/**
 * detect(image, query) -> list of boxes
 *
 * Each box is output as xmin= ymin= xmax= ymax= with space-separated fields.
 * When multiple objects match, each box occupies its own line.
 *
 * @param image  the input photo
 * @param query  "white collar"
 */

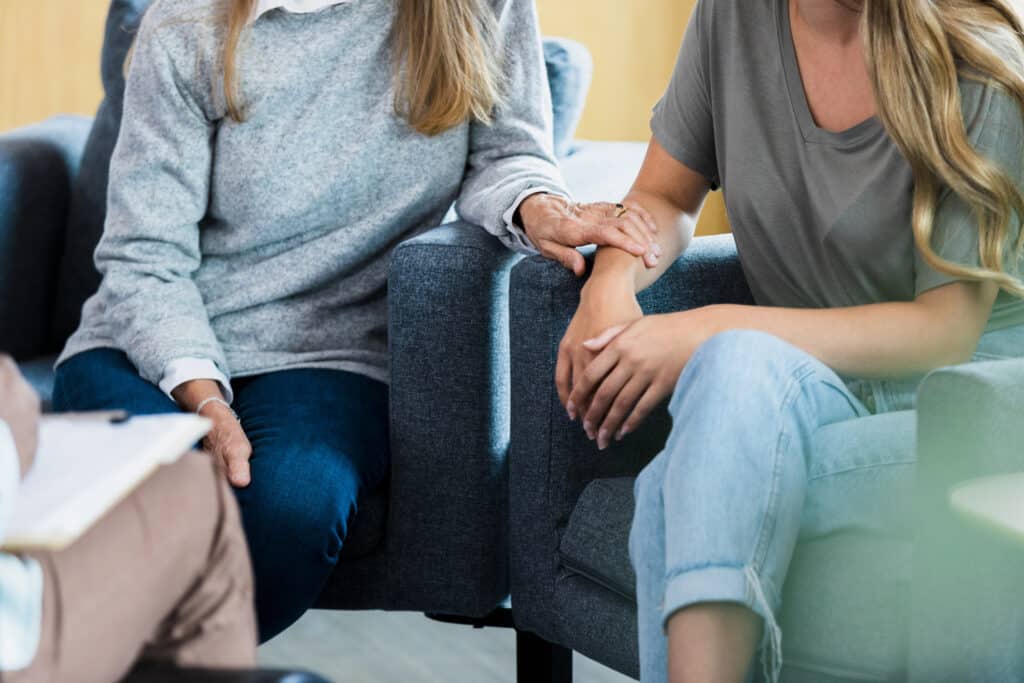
xmin=249 ymin=0 xmax=350 ymax=24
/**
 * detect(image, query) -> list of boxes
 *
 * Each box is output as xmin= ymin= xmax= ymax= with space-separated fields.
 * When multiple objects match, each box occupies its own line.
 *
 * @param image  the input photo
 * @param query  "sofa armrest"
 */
xmin=910 ymin=357 xmax=1024 ymax=681
xmin=508 ymin=234 xmax=752 ymax=636
xmin=0 ymin=115 xmax=92 ymax=358
xmin=383 ymin=221 xmax=521 ymax=617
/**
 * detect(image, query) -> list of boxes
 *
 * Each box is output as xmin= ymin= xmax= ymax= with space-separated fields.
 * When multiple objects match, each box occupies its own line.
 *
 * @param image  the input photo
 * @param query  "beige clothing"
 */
xmin=6 ymin=452 xmax=256 ymax=683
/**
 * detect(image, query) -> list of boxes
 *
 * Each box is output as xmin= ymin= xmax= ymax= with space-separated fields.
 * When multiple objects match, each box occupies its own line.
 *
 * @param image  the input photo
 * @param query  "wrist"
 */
xmin=516 ymin=192 xmax=565 ymax=231
xmin=583 ymin=268 xmax=640 ymax=302
xmin=172 ymin=378 xmax=226 ymax=413
xmin=197 ymin=397 xmax=239 ymax=423
xmin=586 ymin=249 xmax=644 ymax=296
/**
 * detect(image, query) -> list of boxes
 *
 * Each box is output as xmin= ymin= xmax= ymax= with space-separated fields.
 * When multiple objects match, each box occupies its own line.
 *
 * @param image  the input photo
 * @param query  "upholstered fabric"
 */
xmin=911 ymin=358 xmax=1024 ymax=681
xmin=0 ymin=117 xmax=91 ymax=359
xmin=544 ymin=38 xmax=592 ymax=158
xmin=54 ymin=0 xmax=150 ymax=344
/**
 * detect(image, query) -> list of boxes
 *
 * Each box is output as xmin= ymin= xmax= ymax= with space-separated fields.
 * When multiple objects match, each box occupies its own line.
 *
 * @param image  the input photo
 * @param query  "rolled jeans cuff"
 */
xmin=662 ymin=563 xmax=784 ymax=683
xmin=662 ymin=564 xmax=756 ymax=628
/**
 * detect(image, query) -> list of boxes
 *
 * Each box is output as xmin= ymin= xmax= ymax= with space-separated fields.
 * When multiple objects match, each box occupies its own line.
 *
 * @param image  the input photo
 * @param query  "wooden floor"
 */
xmin=259 ymin=609 xmax=633 ymax=683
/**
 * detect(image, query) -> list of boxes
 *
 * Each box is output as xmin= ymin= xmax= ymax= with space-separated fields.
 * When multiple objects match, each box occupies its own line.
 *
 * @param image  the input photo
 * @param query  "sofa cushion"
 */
xmin=53 ymin=0 xmax=152 ymax=345
xmin=559 ymin=476 xmax=636 ymax=600
xmin=544 ymin=38 xmax=592 ymax=158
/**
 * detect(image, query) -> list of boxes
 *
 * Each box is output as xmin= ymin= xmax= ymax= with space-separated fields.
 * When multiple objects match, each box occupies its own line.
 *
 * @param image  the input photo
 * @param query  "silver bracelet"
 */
xmin=195 ymin=396 xmax=239 ymax=420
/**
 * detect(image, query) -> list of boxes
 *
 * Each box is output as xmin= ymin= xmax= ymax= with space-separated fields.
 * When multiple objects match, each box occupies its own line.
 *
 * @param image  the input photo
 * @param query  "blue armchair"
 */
xmin=506 ymin=235 xmax=1024 ymax=682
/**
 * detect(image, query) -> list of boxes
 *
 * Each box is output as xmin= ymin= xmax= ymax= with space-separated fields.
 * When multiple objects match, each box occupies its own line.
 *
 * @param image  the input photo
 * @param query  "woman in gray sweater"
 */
xmin=51 ymin=0 xmax=658 ymax=641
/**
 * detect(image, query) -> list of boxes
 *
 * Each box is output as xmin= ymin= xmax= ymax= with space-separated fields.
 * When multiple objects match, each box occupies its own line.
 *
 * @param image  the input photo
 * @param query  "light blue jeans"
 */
xmin=629 ymin=325 xmax=1024 ymax=683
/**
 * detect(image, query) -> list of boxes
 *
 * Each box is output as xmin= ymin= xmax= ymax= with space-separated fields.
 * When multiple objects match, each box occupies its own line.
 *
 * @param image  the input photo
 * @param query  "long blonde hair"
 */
xmin=863 ymin=0 xmax=1024 ymax=296
xmin=219 ymin=0 xmax=501 ymax=135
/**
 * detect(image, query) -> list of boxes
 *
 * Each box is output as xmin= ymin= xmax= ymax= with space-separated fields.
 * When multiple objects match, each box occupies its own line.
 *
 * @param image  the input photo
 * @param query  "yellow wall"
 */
xmin=1 ymin=0 xmax=727 ymax=233
xmin=0 ymin=1 xmax=108 ymax=132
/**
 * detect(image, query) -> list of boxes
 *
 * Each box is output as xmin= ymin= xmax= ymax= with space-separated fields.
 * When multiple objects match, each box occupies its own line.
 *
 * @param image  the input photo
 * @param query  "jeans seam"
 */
xmin=807 ymin=458 xmax=916 ymax=482
xmin=751 ymin=362 xmax=816 ymax=572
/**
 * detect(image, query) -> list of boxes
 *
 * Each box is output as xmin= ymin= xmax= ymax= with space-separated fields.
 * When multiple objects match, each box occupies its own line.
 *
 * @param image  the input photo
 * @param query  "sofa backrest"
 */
xmin=52 ymin=0 xmax=151 ymax=347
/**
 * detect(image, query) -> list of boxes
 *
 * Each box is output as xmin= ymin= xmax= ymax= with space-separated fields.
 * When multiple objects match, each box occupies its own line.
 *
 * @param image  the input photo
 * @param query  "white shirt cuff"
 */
xmin=502 ymin=186 xmax=571 ymax=252
xmin=0 ymin=420 xmax=20 ymax=541
xmin=159 ymin=358 xmax=234 ymax=405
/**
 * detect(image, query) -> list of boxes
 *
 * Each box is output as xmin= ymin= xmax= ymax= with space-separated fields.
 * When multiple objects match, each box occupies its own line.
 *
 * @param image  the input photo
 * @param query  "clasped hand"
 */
xmin=557 ymin=288 xmax=719 ymax=450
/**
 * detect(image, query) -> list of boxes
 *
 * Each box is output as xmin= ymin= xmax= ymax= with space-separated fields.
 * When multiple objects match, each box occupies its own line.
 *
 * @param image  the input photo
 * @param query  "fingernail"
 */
xmin=567 ymin=401 xmax=576 ymax=420
xmin=583 ymin=420 xmax=593 ymax=434
xmin=653 ymin=243 xmax=663 ymax=256
xmin=598 ymin=429 xmax=609 ymax=449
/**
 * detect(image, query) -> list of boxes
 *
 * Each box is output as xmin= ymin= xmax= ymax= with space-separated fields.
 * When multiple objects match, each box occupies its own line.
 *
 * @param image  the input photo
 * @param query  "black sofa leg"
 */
xmin=516 ymin=629 xmax=572 ymax=683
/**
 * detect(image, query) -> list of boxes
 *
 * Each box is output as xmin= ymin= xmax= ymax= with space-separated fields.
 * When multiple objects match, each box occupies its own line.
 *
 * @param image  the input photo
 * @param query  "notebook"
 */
xmin=2 ymin=413 xmax=212 ymax=552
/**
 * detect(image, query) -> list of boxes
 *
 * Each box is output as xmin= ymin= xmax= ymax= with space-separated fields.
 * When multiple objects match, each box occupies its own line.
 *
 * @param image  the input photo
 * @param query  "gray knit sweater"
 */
xmin=59 ymin=0 xmax=566 ymax=385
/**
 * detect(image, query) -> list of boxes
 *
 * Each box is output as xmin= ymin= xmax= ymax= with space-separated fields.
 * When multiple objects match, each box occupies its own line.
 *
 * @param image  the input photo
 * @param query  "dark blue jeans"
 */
xmin=52 ymin=349 xmax=390 ymax=642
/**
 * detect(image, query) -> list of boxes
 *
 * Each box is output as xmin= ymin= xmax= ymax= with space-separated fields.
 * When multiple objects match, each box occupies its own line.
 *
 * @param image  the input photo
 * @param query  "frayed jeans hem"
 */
xmin=661 ymin=563 xmax=784 ymax=683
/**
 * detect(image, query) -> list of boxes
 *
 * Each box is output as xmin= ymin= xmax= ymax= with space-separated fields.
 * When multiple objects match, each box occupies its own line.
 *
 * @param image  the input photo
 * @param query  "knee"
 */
xmin=670 ymin=330 xmax=809 ymax=413
xmin=237 ymin=474 xmax=357 ymax=566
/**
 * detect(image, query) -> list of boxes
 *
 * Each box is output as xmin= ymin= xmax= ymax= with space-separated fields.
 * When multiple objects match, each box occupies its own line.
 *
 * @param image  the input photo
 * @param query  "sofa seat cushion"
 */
xmin=559 ymin=476 xmax=637 ymax=600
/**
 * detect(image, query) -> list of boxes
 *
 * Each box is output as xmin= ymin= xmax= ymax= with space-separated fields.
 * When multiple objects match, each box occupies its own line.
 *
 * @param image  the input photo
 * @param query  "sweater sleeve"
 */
xmin=454 ymin=0 xmax=571 ymax=253
xmin=91 ymin=15 xmax=228 ymax=386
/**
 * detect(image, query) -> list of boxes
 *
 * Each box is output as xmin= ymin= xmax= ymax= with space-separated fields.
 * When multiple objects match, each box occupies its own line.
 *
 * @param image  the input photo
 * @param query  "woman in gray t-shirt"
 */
xmin=556 ymin=0 xmax=1024 ymax=680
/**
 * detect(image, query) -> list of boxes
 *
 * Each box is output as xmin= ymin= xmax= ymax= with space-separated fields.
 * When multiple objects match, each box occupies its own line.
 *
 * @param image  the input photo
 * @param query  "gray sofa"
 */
xmin=507 ymin=236 xmax=1024 ymax=682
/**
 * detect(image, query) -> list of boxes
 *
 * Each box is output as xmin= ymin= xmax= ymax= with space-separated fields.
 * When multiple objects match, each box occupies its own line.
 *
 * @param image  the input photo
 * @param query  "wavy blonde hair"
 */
xmin=863 ymin=0 xmax=1024 ymax=296
xmin=217 ymin=0 xmax=501 ymax=135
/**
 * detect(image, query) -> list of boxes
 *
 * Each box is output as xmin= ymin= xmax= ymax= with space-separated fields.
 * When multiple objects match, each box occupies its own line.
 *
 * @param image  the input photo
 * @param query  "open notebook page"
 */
xmin=3 ymin=414 xmax=211 ymax=551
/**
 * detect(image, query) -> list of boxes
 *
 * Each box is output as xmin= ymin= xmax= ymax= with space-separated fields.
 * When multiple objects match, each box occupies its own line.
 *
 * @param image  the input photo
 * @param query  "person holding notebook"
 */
xmin=0 ymin=356 xmax=257 ymax=683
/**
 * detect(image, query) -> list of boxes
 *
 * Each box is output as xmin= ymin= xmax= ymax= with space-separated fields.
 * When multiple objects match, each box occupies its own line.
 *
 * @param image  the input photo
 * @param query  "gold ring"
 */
xmin=614 ymin=204 xmax=628 ymax=218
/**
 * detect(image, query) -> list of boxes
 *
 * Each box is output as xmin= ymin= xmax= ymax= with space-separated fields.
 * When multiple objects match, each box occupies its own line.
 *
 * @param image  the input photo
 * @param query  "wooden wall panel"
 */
xmin=0 ymin=0 xmax=728 ymax=233
xmin=0 ymin=1 xmax=108 ymax=131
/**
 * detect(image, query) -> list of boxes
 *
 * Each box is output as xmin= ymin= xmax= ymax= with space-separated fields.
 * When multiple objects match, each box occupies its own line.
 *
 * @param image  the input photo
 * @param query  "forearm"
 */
xmin=588 ymin=188 xmax=699 ymax=294
xmin=706 ymin=296 xmax=987 ymax=378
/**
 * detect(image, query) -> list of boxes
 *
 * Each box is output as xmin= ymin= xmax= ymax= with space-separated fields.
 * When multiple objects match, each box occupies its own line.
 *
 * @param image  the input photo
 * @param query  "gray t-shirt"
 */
xmin=652 ymin=0 xmax=1024 ymax=331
